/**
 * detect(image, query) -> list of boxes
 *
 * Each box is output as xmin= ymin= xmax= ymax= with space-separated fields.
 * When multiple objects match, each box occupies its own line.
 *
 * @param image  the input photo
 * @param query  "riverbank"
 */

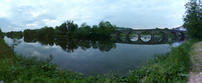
xmin=0 ymin=38 xmax=197 ymax=83
xmin=189 ymin=42 xmax=202 ymax=83
xmin=0 ymin=39 xmax=106 ymax=83
xmin=128 ymin=40 xmax=197 ymax=83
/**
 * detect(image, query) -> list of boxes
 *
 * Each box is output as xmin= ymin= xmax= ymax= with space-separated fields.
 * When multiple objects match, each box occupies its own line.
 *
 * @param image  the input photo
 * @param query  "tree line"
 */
xmin=23 ymin=21 xmax=116 ymax=41
xmin=6 ymin=31 xmax=23 ymax=39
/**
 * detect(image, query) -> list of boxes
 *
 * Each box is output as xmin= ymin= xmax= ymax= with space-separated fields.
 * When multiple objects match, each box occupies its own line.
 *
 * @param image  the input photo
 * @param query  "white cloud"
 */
xmin=0 ymin=0 xmax=189 ymax=32
xmin=42 ymin=19 xmax=61 ymax=26
xmin=0 ymin=0 xmax=11 ymax=18
xmin=26 ymin=22 xmax=39 ymax=27
xmin=31 ymin=12 xmax=41 ymax=17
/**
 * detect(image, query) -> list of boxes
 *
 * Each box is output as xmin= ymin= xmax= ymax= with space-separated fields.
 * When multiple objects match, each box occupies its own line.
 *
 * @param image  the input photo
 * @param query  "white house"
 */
xmin=173 ymin=26 xmax=187 ymax=32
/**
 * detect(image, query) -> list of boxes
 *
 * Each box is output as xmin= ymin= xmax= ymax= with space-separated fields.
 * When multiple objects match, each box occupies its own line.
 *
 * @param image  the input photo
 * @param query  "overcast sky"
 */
xmin=0 ymin=0 xmax=188 ymax=32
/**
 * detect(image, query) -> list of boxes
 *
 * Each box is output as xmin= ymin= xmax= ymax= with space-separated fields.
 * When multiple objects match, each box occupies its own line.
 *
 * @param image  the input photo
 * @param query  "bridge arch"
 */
xmin=119 ymin=32 xmax=128 ymax=39
xmin=128 ymin=32 xmax=139 ymax=42
xmin=152 ymin=31 xmax=165 ymax=42
xmin=176 ymin=31 xmax=185 ymax=40
xmin=114 ymin=29 xmax=186 ymax=44
xmin=168 ymin=31 xmax=178 ymax=41
xmin=140 ymin=31 xmax=152 ymax=42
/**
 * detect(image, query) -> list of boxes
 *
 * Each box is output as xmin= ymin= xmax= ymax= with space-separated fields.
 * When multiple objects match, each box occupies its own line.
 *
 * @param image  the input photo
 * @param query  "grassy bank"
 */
xmin=128 ymin=40 xmax=197 ymax=83
xmin=0 ymin=38 xmax=197 ymax=83
xmin=0 ymin=39 xmax=111 ymax=83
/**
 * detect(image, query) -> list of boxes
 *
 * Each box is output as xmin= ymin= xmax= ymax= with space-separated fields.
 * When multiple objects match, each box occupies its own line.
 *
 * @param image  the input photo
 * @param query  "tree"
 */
xmin=37 ymin=26 xmax=55 ymax=39
xmin=6 ymin=31 xmax=23 ymax=39
xmin=55 ymin=21 xmax=78 ymax=37
xmin=36 ymin=26 xmax=55 ymax=45
xmin=66 ymin=21 xmax=78 ymax=33
xmin=24 ymin=29 xmax=38 ymax=42
xmin=184 ymin=0 xmax=202 ymax=39
xmin=75 ymin=23 xmax=91 ymax=38
xmin=0 ymin=28 xmax=4 ymax=38
xmin=58 ymin=22 xmax=68 ymax=32
xmin=164 ymin=28 xmax=169 ymax=30
xmin=90 ymin=25 xmax=99 ymax=38
xmin=97 ymin=21 xmax=116 ymax=38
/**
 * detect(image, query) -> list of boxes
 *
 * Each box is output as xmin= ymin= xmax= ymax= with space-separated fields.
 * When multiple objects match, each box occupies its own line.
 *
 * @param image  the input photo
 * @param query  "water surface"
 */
xmin=4 ymin=37 xmax=178 ymax=75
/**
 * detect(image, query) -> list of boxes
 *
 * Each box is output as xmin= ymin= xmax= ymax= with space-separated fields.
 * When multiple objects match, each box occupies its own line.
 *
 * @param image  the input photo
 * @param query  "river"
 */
xmin=4 ymin=37 xmax=183 ymax=75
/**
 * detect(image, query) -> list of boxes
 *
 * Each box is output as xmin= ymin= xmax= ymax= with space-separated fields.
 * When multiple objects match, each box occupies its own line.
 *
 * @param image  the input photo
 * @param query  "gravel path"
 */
xmin=0 ymin=81 xmax=4 ymax=83
xmin=188 ymin=42 xmax=202 ymax=83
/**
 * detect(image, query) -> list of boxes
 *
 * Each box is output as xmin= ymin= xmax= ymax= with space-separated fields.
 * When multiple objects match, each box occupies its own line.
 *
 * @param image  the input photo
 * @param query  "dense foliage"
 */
xmin=6 ymin=31 xmax=23 ymax=39
xmin=184 ymin=0 xmax=202 ymax=39
xmin=22 ymin=21 xmax=116 ymax=41
xmin=0 ymin=28 xmax=3 ymax=38
xmin=23 ymin=26 xmax=55 ymax=45
xmin=55 ymin=21 xmax=116 ymax=39
xmin=55 ymin=21 xmax=78 ymax=37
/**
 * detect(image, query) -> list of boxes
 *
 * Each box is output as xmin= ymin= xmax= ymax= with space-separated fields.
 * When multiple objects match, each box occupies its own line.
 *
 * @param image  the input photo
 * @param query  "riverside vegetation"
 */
xmin=0 ymin=0 xmax=201 ymax=82
xmin=0 ymin=28 xmax=198 ymax=82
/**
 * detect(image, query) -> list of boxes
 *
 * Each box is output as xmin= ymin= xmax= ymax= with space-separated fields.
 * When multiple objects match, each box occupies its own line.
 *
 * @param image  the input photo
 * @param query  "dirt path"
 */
xmin=0 ymin=81 xmax=4 ymax=83
xmin=188 ymin=42 xmax=202 ymax=83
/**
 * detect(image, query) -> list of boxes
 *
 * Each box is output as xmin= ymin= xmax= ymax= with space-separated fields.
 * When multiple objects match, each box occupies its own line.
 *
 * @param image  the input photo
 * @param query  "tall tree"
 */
xmin=97 ymin=21 xmax=116 ymax=37
xmin=55 ymin=21 xmax=78 ymax=37
xmin=66 ymin=21 xmax=78 ymax=33
xmin=76 ymin=23 xmax=91 ymax=38
xmin=184 ymin=0 xmax=202 ymax=39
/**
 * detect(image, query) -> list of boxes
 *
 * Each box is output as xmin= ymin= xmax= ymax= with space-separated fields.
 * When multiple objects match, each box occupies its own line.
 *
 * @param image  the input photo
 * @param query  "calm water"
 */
xmin=4 ymin=37 xmax=182 ymax=75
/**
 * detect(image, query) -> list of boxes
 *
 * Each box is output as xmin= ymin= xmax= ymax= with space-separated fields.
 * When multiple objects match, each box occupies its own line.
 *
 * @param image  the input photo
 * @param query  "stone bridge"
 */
xmin=111 ymin=29 xmax=186 ymax=44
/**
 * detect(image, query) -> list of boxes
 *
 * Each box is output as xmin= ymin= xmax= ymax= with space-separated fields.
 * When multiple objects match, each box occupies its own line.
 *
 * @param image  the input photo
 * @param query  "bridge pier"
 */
xmin=150 ymin=33 xmax=154 ymax=42
xmin=137 ymin=33 xmax=141 ymax=42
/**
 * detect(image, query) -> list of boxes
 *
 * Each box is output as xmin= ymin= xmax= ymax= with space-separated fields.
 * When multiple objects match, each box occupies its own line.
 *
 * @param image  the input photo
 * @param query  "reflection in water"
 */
xmin=24 ymin=35 xmax=117 ymax=53
xmin=55 ymin=38 xmax=117 ymax=52
xmin=140 ymin=35 xmax=152 ymax=42
xmin=129 ymin=33 xmax=138 ymax=42
xmin=130 ymin=37 xmax=138 ymax=41
xmin=4 ymin=36 xmax=182 ymax=75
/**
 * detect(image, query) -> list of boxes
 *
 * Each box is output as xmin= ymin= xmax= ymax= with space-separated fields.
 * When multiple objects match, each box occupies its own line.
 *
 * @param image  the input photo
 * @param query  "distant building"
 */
xmin=173 ymin=26 xmax=186 ymax=32
xmin=116 ymin=27 xmax=133 ymax=31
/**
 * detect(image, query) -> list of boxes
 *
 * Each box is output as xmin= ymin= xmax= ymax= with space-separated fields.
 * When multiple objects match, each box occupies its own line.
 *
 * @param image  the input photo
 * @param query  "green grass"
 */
xmin=0 ymin=39 xmax=115 ymax=83
xmin=127 ymin=40 xmax=198 ymax=83
xmin=0 ymin=38 xmax=197 ymax=83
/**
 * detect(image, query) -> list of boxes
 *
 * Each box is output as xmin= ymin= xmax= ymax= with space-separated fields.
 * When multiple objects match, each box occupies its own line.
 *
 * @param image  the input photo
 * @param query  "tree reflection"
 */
xmin=23 ymin=35 xmax=116 ymax=53
xmin=97 ymin=40 xmax=116 ymax=52
xmin=55 ymin=38 xmax=79 ymax=52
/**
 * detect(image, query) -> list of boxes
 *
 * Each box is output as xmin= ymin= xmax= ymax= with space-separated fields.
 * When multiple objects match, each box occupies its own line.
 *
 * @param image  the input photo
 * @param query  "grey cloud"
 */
xmin=0 ymin=0 xmax=188 ymax=32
